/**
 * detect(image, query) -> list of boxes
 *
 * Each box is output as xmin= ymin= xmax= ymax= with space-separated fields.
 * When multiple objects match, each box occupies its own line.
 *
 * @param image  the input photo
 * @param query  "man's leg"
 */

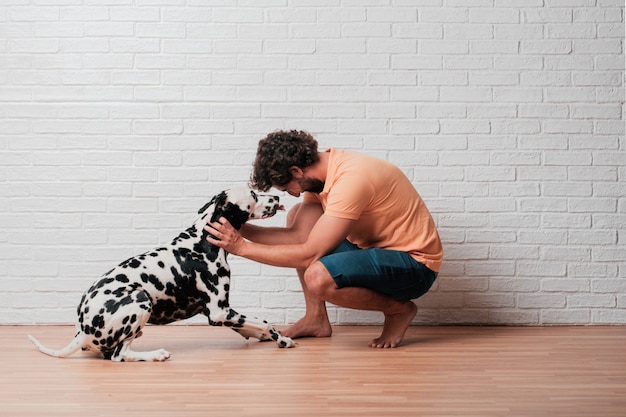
xmin=282 ymin=267 xmax=333 ymax=339
xmin=281 ymin=203 xmax=332 ymax=339
xmin=304 ymin=261 xmax=417 ymax=348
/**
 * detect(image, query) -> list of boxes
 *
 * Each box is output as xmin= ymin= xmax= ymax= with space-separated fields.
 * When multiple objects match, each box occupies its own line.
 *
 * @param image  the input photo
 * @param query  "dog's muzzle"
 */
xmin=262 ymin=202 xmax=285 ymax=219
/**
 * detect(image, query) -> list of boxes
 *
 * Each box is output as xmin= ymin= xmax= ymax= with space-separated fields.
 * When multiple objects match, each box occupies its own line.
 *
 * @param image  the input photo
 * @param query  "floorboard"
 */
xmin=2 ymin=325 xmax=625 ymax=417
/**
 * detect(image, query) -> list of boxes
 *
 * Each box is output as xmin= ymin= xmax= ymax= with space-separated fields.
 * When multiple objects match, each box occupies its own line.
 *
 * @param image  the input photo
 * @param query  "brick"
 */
xmin=445 ymin=24 xmax=494 ymax=40
xmin=488 ymin=310 xmax=540 ymax=325
xmin=521 ymin=40 xmax=572 ymax=55
xmin=543 ymin=182 xmax=592 ymax=197
xmin=541 ymin=309 xmax=590 ymax=325
xmin=441 ymin=87 xmax=493 ymax=102
xmin=493 ymin=87 xmax=543 ymax=103
xmin=518 ymin=294 xmax=566 ymax=309
xmin=421 ymin=40 xmax=469 ymax=55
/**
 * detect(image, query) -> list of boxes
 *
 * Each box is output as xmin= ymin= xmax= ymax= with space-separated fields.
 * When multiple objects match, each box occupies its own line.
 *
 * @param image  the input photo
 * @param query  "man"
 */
xmin=205 ymin=130 xmax=443 ymax=348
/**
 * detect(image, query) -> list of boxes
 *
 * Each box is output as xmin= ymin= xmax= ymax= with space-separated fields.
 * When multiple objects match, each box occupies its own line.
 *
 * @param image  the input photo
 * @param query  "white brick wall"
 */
xmin=0 ymin=1 xmax=624 ymax=326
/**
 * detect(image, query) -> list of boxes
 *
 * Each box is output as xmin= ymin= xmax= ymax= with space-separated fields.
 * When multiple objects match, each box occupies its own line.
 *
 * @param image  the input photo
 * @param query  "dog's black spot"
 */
xmin=216 ymin=265 xmax=229 ymax=278
xmin=91 ymin=277 xmax=115 ymax=291
xmin=141 ymin=273 xmax=164 ymax=291
xmin=112 ymin=286 xmax=126 ymax=298
xmin=104 ymin=295 xmax=133 ymax=315
xmin=119 ymin=257 xmax=142 ymax=269
xmin=91 ymin=314 xmax=105 ymax=329
xmin=113 ymin=343 xmax=124 ymax=356
xmin=136 ymin=291 xmax=150 ymax=304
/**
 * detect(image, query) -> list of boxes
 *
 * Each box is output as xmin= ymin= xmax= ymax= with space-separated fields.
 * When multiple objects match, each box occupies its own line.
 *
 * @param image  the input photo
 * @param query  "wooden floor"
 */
xmin=1 ymin=325 xmax=625 ymax=417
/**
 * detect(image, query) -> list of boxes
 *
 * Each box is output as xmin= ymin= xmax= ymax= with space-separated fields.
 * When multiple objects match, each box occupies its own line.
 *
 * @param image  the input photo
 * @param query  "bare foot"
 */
xmin=281 ymin=316 xmax=332 ymax=339
xmin=369 ymin=302 xmax=417 ymax=348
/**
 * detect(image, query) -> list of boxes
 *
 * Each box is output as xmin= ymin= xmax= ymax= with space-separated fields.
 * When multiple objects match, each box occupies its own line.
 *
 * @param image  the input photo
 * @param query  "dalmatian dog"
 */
xmin=28 ymin=186 xmax=296 ymax=362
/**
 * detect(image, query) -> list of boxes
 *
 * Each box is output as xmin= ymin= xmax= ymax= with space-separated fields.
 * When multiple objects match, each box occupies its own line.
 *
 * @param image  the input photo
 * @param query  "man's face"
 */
xmin=297 ymin=176 xmax=324 ymax=194
xmin=276 ymin=175 xmax=324 ymax=197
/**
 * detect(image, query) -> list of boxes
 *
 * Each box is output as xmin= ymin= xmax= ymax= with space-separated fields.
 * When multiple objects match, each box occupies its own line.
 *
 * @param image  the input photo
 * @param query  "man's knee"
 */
xmin=303 ymin=261 xmax=336 ymax=299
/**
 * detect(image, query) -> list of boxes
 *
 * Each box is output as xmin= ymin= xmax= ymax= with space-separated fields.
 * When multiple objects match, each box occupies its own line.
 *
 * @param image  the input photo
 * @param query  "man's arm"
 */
xmin=205 ymin=213 xmax=354 ymax=270
xmin=240 ymin=201 xmax=323 ymax=245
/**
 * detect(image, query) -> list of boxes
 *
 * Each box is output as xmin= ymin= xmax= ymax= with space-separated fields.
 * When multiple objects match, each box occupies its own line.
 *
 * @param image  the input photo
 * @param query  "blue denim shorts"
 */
xmin=318 ymin=240 xmax=437 ymax=301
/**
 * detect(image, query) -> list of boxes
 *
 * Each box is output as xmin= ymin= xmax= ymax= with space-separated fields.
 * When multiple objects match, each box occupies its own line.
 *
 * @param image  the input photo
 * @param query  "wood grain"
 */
xmin=2 ymin=325 xmax=625 ymax=417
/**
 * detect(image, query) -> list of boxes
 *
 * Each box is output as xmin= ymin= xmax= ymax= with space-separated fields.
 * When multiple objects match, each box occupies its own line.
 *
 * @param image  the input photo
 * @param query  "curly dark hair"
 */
xmin=250 ymin=130 xmax=320 ymax=192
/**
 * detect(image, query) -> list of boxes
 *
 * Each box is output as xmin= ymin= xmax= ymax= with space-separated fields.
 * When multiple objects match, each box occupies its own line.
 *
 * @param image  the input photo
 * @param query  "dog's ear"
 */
xmin=197 ymin=191 xmax=228 ymax=259
xmin=209 ymin=191 xmax=228 ymax=223
xmin=219 ymin=202 xmax=250 ymax=230
xmin=198 ymin=191 xmax=226 ymax=215
xmin=199 ymin=191 xmax=228 ymax=221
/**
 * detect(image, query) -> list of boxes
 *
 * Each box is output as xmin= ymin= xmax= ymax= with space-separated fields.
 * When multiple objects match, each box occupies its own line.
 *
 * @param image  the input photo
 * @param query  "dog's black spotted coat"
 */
xmin=29 ymin=187 xmax=295 ymax=362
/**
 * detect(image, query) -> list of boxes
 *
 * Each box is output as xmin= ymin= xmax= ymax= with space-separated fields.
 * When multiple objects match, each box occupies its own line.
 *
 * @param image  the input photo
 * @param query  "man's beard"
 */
xmin=298 ymin=177 xmax=325 ymax=194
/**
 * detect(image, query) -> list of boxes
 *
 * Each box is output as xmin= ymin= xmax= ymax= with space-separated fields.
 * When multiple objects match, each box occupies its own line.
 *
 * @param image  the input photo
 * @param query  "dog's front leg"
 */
xmin=206 ymin=307 xmax=295 ymax=348
xmin=232 ymin=327 xmax=272 ymax=341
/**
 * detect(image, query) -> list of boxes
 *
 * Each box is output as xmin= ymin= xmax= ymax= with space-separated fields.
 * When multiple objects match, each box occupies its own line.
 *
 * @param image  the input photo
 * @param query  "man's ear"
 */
xmin=290 ymin=166 xmax=303 ymax=178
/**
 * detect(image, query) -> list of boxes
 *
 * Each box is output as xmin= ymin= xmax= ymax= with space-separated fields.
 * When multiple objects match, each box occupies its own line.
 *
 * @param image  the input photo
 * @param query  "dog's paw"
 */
xmin=277 ymin=335 xmax=296 ymax=348
xmin=153 ymin=349 xmax=171 ymax=361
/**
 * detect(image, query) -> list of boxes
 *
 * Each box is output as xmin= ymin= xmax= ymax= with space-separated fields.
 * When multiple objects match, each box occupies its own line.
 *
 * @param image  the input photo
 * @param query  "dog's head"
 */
xmin=199 ymin=186 xmax=284 ymax=230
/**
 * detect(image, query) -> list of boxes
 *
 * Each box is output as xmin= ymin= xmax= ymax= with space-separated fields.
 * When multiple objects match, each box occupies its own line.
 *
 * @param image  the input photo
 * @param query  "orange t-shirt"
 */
xmin=304 ymin=149 xmax=443 ymax=272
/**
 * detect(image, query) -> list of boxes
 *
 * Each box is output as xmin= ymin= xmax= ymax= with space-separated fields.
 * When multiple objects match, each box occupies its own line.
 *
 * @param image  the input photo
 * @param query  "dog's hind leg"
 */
xmin=110 ymin=340 xmax=171 ymax=362
xmin=103 ymin=290 xmax=171 ymax=362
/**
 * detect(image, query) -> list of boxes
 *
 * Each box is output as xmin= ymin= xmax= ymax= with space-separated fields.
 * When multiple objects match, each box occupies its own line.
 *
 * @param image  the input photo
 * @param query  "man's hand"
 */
xmin=204 ymin=217 xmax=245 ymax=255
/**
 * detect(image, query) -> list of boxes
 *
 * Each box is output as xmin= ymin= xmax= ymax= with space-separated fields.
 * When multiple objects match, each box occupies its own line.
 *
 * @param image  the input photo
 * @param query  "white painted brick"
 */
xmin=592 ymin=309 xmax=626 ymax=325
xmin=488 ymin=310 xmax=540 ymax=325
xmin=420 ymin=40 xmax=469 ymax=55
xmin=541 ymin=309 xmax=590 ymax=325
xmin=471 ymin=40 xmax=519 ymax=54
xmin=393 ymin=24 xmax=441 ymax=41
xmin=518 ymin=294 xmax=567 ymax=309
xmin=595 ymin=120 xmax=625 ymax=135
xmin=545 ymin=55 xmax=594 ymax=71
xmin=543 ymin=183 xmax=592 ymax=197
xmin=521 ymin=40 xmax=572 ymax=55
xmin=445 ymin=24 xmax=493 ymax=40
xmin=440 ymin=151 xmax=489 ymax=166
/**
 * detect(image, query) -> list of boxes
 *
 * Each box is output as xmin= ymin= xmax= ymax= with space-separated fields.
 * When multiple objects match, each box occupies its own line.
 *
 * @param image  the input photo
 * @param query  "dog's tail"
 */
xmin=28 ymin=333 xmax=86 ymax=358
